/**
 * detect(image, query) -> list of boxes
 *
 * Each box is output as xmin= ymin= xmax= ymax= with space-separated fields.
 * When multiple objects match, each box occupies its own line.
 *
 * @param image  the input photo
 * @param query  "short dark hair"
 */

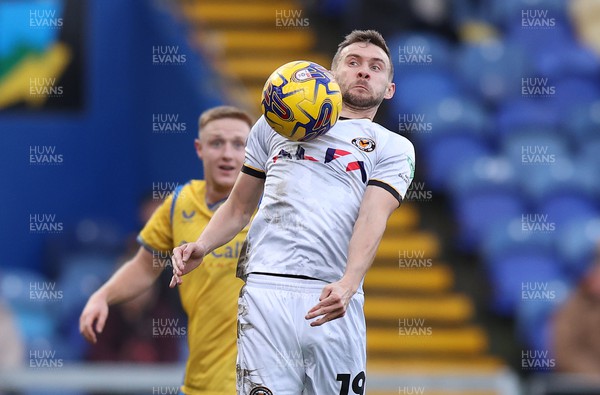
xmin=198 ymin=105 xmax=254 ymax=134
xmin=331 ymin=30 xmax=394 ymax=79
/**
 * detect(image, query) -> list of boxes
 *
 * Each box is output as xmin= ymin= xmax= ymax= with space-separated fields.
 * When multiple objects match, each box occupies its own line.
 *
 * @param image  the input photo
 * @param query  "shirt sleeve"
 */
xmin=367 ymin=134 xmax=415 ymax=204
xmin=241 ymin=116 xmax=270 ymax=179
xmin=137 ymin=193 xmax=174 ymax=253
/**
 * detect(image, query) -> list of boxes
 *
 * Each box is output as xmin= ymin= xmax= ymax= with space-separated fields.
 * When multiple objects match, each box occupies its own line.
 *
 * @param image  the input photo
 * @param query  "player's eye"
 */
xmin=233 ymin=141 xmax=245 ymax=149
xmin=371 ymin=64 xmax=382 ymax=71
xmin=210 ymin=140 xmax=223 ymax=147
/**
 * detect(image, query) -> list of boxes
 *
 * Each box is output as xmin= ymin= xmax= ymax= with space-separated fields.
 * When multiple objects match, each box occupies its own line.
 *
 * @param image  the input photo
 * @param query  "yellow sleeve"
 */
xmin=137 ymin=193 xmax=174 ymax=253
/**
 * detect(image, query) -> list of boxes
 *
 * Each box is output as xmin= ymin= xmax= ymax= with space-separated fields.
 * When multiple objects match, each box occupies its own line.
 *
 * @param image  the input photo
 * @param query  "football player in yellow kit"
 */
xmin=79 ymin=105 xmax=253 ymax=395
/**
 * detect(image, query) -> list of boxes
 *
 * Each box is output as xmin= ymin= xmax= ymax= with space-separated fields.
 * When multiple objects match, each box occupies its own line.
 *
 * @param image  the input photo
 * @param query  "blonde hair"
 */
xmin=198 ymin=106 xmax=254 ymax=134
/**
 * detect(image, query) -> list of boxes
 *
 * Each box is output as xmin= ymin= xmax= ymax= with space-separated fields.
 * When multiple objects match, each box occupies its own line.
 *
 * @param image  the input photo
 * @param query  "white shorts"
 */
xmin=236 ymin=274 xmax=366 ymax=395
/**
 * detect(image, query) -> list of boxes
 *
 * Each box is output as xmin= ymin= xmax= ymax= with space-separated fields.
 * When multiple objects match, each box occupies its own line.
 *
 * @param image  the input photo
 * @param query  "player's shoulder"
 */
xmin=371 ymin=122 xmax=414 ymax=151
xmin=173 ymin=180 xmax=205 ymax=203
xmin=185 ymin=179 xmax=206 ymax=195
xmin=337 ymin=119 xmax=414 ymax=153
xmin=250 ymin=116 xmax=280 ymax=143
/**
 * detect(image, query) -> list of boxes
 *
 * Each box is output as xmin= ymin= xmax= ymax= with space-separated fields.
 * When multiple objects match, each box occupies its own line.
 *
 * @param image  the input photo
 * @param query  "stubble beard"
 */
xmin=342 ymin=86 xmax=386 ymax=110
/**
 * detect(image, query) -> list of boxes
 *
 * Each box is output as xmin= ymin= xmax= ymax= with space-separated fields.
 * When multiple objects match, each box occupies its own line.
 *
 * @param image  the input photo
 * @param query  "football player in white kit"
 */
xmin=170 ymin=30 xmax=415 ymax=394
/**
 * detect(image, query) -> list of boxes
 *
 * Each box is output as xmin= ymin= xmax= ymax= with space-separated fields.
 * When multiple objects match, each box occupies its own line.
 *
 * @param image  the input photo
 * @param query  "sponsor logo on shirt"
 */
xmin=182 ymin=210 xmax=196 ymax=222
xmin=351 ymin=137 xmax=376 ymax=152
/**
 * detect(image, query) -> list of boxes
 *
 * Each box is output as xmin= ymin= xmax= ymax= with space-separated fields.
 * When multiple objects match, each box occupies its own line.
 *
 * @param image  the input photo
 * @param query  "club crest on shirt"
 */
xmin=250 ymin=387 xmax=273 ymax=395
xmin=352 ymin=137 xmax=376 ymax=152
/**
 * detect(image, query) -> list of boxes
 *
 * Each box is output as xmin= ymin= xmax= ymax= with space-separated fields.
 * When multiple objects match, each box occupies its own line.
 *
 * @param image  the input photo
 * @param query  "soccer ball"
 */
xmin=261 ymin=60 xmax=342 ymax=141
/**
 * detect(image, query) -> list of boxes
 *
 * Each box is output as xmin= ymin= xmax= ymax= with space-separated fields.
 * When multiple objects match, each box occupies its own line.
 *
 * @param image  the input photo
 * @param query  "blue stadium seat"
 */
xmin=390 ymin=69 xmax=463 ymax=113
xmin=414 ymin=96 xmax=492 ymax=144
xmin=448 ymin=156 xmax=517 ymax=199
xmin=535 ymin=188 xmax=599 ymax=230
xmin=534 ymin=45 xmax=600 ymax=79
xmin=504 ymin=9 xmax=573 ymax=51
xmin=421 ymin=134 xmax=492 ymax=191
xmin=495 ymin=100 xmax=561 ymax=135
xmin=487 ymin=0 xmax=570 ymax=31
xmin=556 ymin=217 xmax=600 ymax=280
xmin=546 ymin=78 xmax=600 ymax=119
xmin=455 ymin=40 xmax=531 ymax=102
xmin=388 ymin=32 xmax=455 ymax=71
xmin=500 ymin=130 xmax=573 ymax=202
xmin=501 ymin=130 xmax=569 ymax=163
xmin=575 ymin=155 xmax=600 ymax=199
xmin=486 ymin=250 xmax=564 ymax=316
xmin=563 ymin=100 xmax=600 ymax=145
xmin=453 ymin=184 xmax=527 ymax=251
xmin=480 ymin=218 xmax=555 ymax=266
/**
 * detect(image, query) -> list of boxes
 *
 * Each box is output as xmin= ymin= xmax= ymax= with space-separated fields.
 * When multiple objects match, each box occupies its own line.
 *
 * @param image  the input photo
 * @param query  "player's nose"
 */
xmin=221 ymin=142 xmax=235 ymax=159
xmin=357 ymin=67 xmax=370 ymax=80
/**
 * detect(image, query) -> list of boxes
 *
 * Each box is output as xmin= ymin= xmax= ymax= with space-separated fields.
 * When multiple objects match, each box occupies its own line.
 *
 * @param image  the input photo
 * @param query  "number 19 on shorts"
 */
xmin=336 ymin=372 xmax=365 ymax=395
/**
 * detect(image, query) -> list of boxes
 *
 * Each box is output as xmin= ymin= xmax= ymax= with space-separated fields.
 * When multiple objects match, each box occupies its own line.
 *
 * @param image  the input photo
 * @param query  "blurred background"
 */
xmin=1 ymin=0 xmax=600 ymax=394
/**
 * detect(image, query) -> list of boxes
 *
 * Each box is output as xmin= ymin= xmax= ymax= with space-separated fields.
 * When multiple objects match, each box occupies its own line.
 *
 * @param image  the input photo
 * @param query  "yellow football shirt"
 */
xmin=138 ymin=180 xmax=247 ymax=395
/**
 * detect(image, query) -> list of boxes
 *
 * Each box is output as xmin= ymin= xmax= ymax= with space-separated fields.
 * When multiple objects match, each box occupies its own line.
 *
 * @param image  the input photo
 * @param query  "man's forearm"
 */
xmin=341 ymin=210 xmax=388 ymax=292
xmin=196 ymin=197 xmax=253 ymax=254
xmin=96 ymin=248 xmax=162 ymax=305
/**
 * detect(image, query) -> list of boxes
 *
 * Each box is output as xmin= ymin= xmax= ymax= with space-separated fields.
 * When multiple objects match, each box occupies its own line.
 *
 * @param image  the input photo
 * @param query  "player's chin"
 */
xmin=213 ymin=176 xmax=236 ymax=191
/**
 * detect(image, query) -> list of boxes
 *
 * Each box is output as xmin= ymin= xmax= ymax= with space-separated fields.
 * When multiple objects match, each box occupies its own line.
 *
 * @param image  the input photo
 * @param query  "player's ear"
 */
xmin=384 ymin=82 xmax=395 ymax=100
xmin=194 ymin=138 xmax=203 ymax=160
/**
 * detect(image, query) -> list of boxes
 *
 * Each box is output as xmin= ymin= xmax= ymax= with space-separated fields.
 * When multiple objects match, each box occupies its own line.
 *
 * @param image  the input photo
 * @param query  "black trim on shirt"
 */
xmin=367 ymin=179 xmax=403 ymax=206
xmin=241 ymin=164 xmax=266 ymax=179
xmin=252 ymin=272 xmax=321 ymax=281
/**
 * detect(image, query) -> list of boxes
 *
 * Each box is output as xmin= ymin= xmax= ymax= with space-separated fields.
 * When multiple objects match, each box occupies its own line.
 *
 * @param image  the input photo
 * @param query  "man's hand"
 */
xmin=79 ymin=293 xmax=109 ymax=344
xmin=169 ymin=242 xmax=206 ymax=287
xmin=305 ymin=280 xmax=356 ymax=327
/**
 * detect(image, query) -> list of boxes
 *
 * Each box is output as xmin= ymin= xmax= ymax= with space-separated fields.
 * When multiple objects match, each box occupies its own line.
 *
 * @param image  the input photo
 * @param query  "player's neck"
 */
xmin=340 ymin=105 xmax=377 ymax=121
xmin=205 ymin=184 xmax=230 ymax=208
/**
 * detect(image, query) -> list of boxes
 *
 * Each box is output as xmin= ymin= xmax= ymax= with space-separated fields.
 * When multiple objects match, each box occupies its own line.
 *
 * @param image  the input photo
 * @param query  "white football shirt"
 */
xmin=238 ymin=116 xmax=415 ymax=286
